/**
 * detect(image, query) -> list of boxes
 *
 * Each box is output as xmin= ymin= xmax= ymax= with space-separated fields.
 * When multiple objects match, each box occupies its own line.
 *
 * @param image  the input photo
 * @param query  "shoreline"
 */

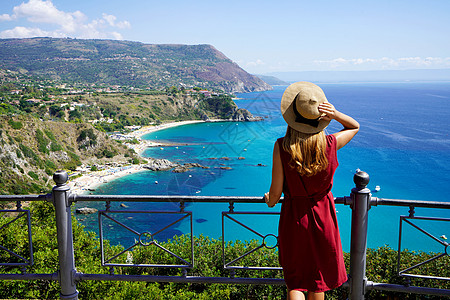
xmin=68 ymin=120 xmax=206 ymax=194
xmin=126 ymin=120 xmax=206 ymax=155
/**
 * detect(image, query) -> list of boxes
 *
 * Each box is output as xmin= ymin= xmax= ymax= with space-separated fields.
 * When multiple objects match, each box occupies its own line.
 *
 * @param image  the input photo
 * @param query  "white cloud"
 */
xmin=0 ymin=13 xmax=15 ymax=21
xmin=313 ymin=57 xmax=450 ymax=70
xmin=0 ymin=0 xmax=130 ymax=39
xmin=102 ymin=13 xmax=131 ymax=29
xmin=246 ymin=59 xmax=266 ymax=67
xmin=0 ymin=26 xmax=56 ymax=38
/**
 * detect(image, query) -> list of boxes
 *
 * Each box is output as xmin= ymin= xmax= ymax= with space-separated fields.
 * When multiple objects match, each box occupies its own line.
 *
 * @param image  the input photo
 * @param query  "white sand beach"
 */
xmin=68 ymin=164 xmax=146 ymax=194
xmin=67 ymin=120 xmax=205 ymax=193
xmin=126 ymin=120 xmax=205 ymax=155
xmin=128 ymin=120 xmax=205 ymax=139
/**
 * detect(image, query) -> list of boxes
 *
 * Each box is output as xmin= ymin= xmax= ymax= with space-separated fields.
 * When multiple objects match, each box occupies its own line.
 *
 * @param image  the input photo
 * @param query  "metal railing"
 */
xmin=0 ymin=170 xmax=449 ymax=299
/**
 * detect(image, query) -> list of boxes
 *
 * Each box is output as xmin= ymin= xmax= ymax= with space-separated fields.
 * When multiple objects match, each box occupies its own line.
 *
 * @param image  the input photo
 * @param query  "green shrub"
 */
xmin=8 ymin=119 xmax=23 ymax=129
xmin=49 ymin=142 xmax=62 ymax=152
xmin=128 ymin=138 xmax=140 ymax=145
xmin=45 ymin=160 xmax=56 ymax=169
xmin=0 ymin=202 xmax=448 ymax=300
xmin=77 ymin=128 xmax=97 ymax=150
xmin=19 ymin=143 xmax=41 ymax=165
xmin=27 ymin=171 xmax=39 ymax=180
xmin=64 ymin=151 xmax=81 ymax=170
xmin=15 ymin=148 xmax=22 ymax=159
xmin=44 ymin=130 xmax=56 ymax=141
xmin=36 ymin=129 xmax=49 ymax=154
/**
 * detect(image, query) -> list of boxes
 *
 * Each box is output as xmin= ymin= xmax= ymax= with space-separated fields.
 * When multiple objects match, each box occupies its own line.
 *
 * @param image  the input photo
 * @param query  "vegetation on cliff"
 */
xmin=0 ymin=114 xmax=137 ymax=195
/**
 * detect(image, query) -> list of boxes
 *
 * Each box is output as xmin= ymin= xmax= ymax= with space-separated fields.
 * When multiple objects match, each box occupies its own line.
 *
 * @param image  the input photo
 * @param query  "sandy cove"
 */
xmin=126 ymin=120 xmax=205 ymax=155
xmin=67 ymin=120 xmax=206 ymax=194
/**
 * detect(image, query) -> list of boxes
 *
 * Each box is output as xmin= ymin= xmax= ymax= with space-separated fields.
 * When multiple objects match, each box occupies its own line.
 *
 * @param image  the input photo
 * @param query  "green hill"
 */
xmin=0 ymin=37 xmax=271 ymax=93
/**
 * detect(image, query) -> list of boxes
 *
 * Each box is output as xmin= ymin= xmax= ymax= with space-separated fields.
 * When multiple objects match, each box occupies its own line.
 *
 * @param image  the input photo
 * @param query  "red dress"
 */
xmin=277 ymin=134 xmax=347 ymax=292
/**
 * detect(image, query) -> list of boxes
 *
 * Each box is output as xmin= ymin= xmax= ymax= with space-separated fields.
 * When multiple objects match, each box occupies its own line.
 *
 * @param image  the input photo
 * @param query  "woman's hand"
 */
xmin=264 ymin=192 xmax=275 ymax=208
xmin=318 ymin=102 xmax=337 ymax=121
xmin=320 ymin=102 xmax=360 ymax=150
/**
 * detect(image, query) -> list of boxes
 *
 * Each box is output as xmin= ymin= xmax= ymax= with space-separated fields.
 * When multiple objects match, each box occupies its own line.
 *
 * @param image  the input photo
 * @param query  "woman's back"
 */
xmin=277 ymin=133 xmax=347 ymax=292
xmin=278 ymin=134 xmax=338 ymax=199
xmin=264 ymin=81 xmax=359 ymax=299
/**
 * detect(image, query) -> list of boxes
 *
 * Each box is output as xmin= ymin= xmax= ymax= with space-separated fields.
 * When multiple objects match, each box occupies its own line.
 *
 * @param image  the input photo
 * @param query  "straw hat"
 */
xmin=280 ymin=81 xmax=330 ymax=134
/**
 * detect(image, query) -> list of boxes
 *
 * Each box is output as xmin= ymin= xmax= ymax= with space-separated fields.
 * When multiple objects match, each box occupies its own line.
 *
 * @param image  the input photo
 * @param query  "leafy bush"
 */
xmin=44 ymin=130 xmax=56 ymax=141
xmin=49 ymin=142 xmax=62 ymax=152
xmin=64 ymin=151 xmax=81 ymax=170
xmin=35 ymin=129 xmax=49 ymax=154
xmin=27 ymin=171 xmax=39 ymax=180
xmin=15 ymin=148 xmax=22 ymax=159
xmin=0 ymin=202 xmax=448 ymax=299
xmin=8 ymin=119 xmax=23 ymax=129
xmin=77 ymin=128 xmax=97 ymax=150
xmin=19 ymin=143 xmax=41 ymax=166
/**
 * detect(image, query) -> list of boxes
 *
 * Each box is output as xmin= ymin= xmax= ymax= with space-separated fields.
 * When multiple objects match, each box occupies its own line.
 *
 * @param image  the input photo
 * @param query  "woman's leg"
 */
xmin=306 ymin=291 xmax=324 ymax=300
xmin=287 ymin=289 xmax=305 ymax=300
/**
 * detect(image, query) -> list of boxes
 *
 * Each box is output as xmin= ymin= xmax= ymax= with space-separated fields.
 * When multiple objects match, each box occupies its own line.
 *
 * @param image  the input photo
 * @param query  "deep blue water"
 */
xmin=81 ymin=82 xmax=450 ymax=253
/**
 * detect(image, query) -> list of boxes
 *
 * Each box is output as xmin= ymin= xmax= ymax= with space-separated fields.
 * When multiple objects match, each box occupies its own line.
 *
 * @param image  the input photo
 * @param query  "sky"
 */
xmin=0 ymin=0 xmax=449 ymax=74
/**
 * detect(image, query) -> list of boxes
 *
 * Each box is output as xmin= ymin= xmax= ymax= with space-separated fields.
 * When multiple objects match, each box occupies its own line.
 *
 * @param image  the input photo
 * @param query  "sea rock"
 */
xmin=184 ymin=163 xmax=209 ymax=169
xmin=76 ymin=207 xmax=98 ymax=214
xmin=232 ymin=108 xmax=263 ymax=122
xmin=143 ymin=158 xmax=177 ymax=171
xmin=172 ymin=163 xmax=209 ymax=173
xmin=172 ymin=166 xmax=189 ymax=173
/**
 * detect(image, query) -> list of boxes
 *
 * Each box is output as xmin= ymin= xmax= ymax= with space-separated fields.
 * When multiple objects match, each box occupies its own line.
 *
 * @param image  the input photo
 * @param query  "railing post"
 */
xmin=52 ymin=171 xmax=79 ymax=300
xmin=349 ymin=171 xmax=371 ymax=300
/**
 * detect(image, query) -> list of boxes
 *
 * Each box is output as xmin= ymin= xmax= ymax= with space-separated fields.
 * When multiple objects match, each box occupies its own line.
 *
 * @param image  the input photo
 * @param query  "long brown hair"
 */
xmin=282 ymin=126 xmax=328 ymax=176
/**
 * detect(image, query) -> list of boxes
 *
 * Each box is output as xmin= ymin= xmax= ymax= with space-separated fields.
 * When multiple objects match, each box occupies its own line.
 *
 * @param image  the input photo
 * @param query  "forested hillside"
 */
xmin=0 ymin=38 xmax=271 ymax=93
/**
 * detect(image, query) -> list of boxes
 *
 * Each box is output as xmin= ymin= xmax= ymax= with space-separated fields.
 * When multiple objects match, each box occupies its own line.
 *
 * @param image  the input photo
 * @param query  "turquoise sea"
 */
xmin=82 ymin=82 xmax=450 ymax=253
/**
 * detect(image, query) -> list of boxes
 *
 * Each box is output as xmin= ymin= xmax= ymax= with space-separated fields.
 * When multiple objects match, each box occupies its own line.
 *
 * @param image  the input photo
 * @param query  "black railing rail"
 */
xmin=0 ymin=170 xmax=449 ymax=299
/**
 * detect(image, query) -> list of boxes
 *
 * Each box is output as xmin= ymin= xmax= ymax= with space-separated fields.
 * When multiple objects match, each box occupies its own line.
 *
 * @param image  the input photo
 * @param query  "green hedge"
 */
xmin=0 ymin=202 xmax=448 ymax=299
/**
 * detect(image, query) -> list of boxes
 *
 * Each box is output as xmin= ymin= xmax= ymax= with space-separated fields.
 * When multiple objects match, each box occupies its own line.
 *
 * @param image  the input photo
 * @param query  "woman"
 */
xmin=264 ymin=82 xmax=359 ymax=300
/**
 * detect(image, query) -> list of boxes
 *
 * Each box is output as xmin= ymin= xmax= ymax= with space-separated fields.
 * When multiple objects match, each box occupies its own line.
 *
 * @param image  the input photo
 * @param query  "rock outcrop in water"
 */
xmin=143 ymin=158 xmax=208 ymax=173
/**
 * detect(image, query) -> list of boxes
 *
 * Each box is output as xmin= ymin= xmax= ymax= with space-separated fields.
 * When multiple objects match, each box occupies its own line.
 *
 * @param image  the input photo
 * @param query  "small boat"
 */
xmin=374 ymin=185 xmax=381 ymax=192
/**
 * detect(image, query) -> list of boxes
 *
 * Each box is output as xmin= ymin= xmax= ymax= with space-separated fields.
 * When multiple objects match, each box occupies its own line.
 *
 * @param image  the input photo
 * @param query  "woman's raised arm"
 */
xmin=319 ymin=102 xmax=359 ymax=150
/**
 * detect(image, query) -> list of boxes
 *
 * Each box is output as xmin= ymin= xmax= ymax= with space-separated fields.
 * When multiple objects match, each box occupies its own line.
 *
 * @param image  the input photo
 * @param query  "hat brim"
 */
xmin=281 ymin=82 xmax=330 ymax=134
